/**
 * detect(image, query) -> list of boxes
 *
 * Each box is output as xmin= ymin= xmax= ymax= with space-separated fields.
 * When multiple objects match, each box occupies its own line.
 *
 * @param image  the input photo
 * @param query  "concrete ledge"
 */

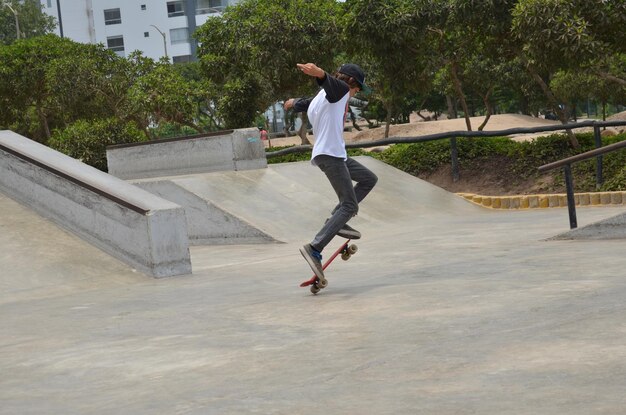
xmin=106 ymin=128 xmax=267 ymax=180
xmin=458 ymin=191 xmax=626 ymax=209
xmin=0 ymin=130 xmax=191 ymax=278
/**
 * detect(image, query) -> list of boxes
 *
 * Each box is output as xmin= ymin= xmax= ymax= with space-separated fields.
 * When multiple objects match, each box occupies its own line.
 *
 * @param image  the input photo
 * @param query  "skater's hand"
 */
xmin=284 ymin=99 xmax=294 ymax=110
xmin=297 ymin=63 xmax=325 ymax=79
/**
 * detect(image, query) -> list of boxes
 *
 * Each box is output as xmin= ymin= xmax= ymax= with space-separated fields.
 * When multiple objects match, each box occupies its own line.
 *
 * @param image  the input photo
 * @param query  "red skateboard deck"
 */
xmin=299 ymin=239 xmax=358 ymax=294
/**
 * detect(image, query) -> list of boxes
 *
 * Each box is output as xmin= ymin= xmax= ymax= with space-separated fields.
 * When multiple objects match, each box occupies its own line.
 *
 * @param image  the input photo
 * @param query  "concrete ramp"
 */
xmin=134 ymin=157 xmax=485 ymax=243
xmin=137 ymin=180 xmax=277 ymax=245
xmin=551 ymin=210 xmax=626 ymax=240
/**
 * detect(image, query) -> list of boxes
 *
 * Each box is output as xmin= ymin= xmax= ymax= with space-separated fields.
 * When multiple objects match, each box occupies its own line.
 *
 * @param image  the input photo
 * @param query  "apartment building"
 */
xmin=40 ymin=0 xmax=237 ymax=62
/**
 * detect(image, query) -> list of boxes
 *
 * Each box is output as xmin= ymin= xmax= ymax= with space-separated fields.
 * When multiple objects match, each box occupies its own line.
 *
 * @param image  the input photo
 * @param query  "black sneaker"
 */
xmin=299 ymin=244 xmax=326 ymax=283
xmin=338 ymin=223 xmax=361 ymax=239
xmin=325 ymin=219 xmax=362 ymax=240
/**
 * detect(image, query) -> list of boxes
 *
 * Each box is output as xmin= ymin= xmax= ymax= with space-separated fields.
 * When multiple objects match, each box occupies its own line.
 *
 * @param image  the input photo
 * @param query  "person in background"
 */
xmin=259 ymin=126 xmax=270 ymax=148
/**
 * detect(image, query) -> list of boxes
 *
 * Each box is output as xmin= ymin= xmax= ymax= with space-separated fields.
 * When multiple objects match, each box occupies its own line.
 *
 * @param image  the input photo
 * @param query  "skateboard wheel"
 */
xmin=341 ymin=252 xmax=351 ymax=261
xmin=348 ymin=244 xmax=358 ymax=254
xmin=317 ymin=278 xmax=328 ymax=289
xmin=310 ymin=285 xmax=320 ymax=294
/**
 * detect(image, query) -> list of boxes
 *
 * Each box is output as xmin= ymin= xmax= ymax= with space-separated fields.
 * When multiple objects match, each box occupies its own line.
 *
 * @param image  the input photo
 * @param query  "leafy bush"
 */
xmin=267 ymin=132 xmax=626 ymax=192
xmin=266 ymin=145 xmax=311 ymax=164
xmin=377 ymin=141 xmax=450 ymax=175
xmin=377 ymin=137 xmax=516 ymax=176
xmin=48 ymin=118 xmax=146 ymax=171
xmin=514 ymin=134 xmax=575 ymax=166
xmin=538 ymin=133 xmax=626 ymax=191
xmin=149 ymin=122 xmax=198 ymax=139
xmin=584 ymin=134 xmax=626 ymax=191
xmin=602 ymin=166 xmax=626 ymax=191
xmin=218 ymin=75 xmax=267 ymax=129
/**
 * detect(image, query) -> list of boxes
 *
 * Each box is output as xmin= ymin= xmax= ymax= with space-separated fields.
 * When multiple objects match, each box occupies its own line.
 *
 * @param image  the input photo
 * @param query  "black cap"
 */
xmin=338 ymin=63 xmax=371 ymax=94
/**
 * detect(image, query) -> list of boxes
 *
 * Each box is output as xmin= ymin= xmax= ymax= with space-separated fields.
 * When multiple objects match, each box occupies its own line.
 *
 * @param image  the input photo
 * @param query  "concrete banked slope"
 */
xmin=133 ymin=156 xmax=487 ymax=244
xmin=551 ymin=211 xmax=626 ymax=240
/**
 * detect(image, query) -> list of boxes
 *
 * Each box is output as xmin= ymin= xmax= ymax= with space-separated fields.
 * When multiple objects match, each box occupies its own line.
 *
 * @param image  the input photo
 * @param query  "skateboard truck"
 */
xmin=299 ymin=239 xmax=358 ymax=294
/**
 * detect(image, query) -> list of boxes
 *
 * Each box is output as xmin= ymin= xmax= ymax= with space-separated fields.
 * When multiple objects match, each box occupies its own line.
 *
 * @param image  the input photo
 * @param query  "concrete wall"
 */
xmin=106 ymin=128 xmax=267 ymax=180
xmin=0 ymin=130 xmax=191 ymax=278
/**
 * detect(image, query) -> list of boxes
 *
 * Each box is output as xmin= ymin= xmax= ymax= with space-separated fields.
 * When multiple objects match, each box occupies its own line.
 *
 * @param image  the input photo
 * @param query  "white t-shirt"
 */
xmin=308 ymin=89 xmax=349 ymax=163
xmin=292 ymin=73 xmax=351 ymax=165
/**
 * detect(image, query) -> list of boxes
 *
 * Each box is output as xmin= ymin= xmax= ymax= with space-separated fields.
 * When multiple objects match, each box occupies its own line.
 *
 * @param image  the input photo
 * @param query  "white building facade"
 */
xmin=40 ymin=0 xmax=237 ymax=62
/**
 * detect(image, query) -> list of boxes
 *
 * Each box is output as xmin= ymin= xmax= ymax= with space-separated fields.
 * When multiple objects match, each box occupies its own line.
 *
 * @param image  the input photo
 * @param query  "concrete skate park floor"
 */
xmin=2 ymin=160 xmax=626 ymax=414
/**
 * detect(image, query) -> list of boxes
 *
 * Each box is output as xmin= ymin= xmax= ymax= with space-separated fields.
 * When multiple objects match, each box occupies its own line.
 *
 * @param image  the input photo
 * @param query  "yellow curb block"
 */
xmin=457 ymin=191 xmax=626 ymax=209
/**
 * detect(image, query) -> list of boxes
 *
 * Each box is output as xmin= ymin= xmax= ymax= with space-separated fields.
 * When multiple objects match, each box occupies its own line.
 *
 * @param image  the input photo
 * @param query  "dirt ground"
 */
xmin=267 ymin=113 xmax=562 ymax=147
xmin=266 ymin=112 xmax=626 ymax=195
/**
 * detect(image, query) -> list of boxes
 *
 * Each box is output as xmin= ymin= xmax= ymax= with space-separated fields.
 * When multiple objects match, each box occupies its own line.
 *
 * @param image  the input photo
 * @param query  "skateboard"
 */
xmin=299 ymin=239 xmax=358 ymax=294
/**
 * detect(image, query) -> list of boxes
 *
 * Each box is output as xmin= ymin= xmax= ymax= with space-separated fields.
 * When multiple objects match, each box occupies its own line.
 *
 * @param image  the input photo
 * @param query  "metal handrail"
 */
xmin=266 ymin=119 xmax=626 ymax=158
xmin=538 ymin=140 xmax=626 ymax=173
xmin=538 ymin=135 xmax=626 ymax=230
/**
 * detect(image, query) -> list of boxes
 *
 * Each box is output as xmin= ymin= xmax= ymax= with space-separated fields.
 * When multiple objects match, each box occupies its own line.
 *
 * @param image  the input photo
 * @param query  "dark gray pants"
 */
xmin=311 ymin=156 xmax=378 ymax=252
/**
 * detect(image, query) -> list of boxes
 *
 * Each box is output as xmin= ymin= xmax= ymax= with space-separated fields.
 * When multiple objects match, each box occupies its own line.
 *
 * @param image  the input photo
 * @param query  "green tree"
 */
xmin=48 ymin=118 xmax=146 ymax=171
xmin=0 ymin=34 xmax=208 ymax=143
xmin=550 ymin=70 xmax=594 ymax=121
xmin=497 ymin=61 xmax=549 ymax=117
xmin=586 ymin=62 xmax=626 ymax=121
xmin=127 ymin=56 xmax=205 ymax=136
xmin=195 ymin=13 xmax=268 ymax=130
xmin=0 ymin=35 xmax=139 ymax=142
xmin=426 ymin=1 xmax=476 ymax=130
xmin=596 ymin=53 xmax=626 ymax=91
xmin=461 ymin=51 xmax=515 ymax=130
xmin=195 ymin=0 xmax=343 ymax=140
xmin=511 ymin=0 xmax=626 ymax=146
xmin=172 ymin=61 xmax=223 ymax=130
xmin=45 ymin=43 xmax=139 ymax=125
xmin=445 ymin=0 xmax=522 ymax=130
xmin=344 ymin=0 xmax=431 ymax=137
xmin=0 ymin=0 xmax=55 ymax=44
xmin=212 ymin=74 xmax=264 ymax=130
xmin=0 ymin=35 xmax=80 ymax=141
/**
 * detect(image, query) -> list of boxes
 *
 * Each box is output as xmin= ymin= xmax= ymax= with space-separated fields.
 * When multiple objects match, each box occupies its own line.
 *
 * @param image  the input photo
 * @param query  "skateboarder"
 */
xmin=284 ymin=63 xmax=378 ymax=282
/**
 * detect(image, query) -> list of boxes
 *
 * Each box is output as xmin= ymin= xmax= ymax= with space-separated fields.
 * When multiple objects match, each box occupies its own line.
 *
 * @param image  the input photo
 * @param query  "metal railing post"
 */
xmin=450 ymin=136 xmax=460 ymax=182
xmin=563 ymin=164 xmax=577 ymax=229
xmin=593 ymin=125 xmax=603 ymax=189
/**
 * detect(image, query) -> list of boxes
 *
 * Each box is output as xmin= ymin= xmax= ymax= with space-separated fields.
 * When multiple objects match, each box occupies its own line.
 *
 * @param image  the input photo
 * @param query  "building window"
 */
xmin=173 ymin=55 xmax=192 ymax=64
xmin=144 ymin=32 xmax=150 ymax=37
xmin=47 ymin=0 xmax=52 ymax=7
xmin=196 ymin=0 xmax=224 ymax=14
xmin=169 ymin=28 xmax=189 ymax=45
xmin=167 ymin=1 xmax=185 ymax=17
xmin=106 ymin=36 xmax=125 ymax=55
xmin=104 ymin=8 xmax=121 ymax=25
xmin=141 ymin=5 xmax=146 ymax=10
